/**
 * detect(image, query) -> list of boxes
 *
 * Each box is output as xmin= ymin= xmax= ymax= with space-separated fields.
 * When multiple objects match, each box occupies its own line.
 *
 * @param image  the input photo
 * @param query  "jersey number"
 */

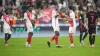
xmin=90 ymin=16 xmax=94 ymax=22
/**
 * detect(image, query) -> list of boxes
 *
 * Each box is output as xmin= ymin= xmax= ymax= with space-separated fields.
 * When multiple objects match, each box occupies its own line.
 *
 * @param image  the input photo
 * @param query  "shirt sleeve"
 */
xmin=52 ymin=10 xmax=56 ymax=17
xmin=24 ymin=13 xmax=28 ymax=20
xmin=1 ymin=16 xmax=4 ymax=21
xmin=32 ymin=14 xmax=35 ymax=20
xmin=69 ymin=13 xmax=74 ymax=19
xmin=95 ymin=13 xmax=99 ymax=19
xmin=86 ymin=13 xmax=89 ymax=18
xmin=10 ymin=15 xmax=12 ymax=20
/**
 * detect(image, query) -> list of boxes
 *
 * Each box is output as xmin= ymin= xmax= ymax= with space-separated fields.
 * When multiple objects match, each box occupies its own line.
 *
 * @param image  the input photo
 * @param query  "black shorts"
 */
xmin=79 ymin=25 xmax=87 ymax=33
xmin=80 ymin=28 xmax=87 ymax=33
xmin=88 ymin=28 xmax=96 ymax=35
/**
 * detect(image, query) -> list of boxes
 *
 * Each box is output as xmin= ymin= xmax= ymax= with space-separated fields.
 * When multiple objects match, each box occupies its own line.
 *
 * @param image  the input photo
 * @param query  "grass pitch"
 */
xmin=0 ymin=36 xmax=100 ymax=56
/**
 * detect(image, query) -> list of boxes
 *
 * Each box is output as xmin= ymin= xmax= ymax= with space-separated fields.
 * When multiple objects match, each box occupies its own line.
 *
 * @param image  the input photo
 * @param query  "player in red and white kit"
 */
xmin=47 ymin=9 xmax=61 ymax=48
xmin=1 ymin=11 xmax=12 ymax=46
xmin=24 ymin=7 xmax=35 ymax=47
xmin=67 ymin=6 xmax=76 ymax=48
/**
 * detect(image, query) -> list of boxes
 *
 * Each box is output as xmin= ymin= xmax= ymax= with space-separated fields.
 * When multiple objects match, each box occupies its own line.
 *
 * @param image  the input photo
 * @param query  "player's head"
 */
xmin=2 ymin=11 xmax=6 ymax=15
xmin=68 ymin=6 xmax=73 ymax=11
xmin=28 ymin=6 xmax=32 ymax=12
xmin=5 ymin=9 xmax=10 ymax=15
xmin=89 ymin=6 xmax=94 ymax=11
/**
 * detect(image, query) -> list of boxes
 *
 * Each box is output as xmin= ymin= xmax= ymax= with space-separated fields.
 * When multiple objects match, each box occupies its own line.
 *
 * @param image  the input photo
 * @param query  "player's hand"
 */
xmin=1 ymin=28 xmax=3 ymax=33
xmin=84 ymin=25 xmax=88 ymax=30
xmin=25 ymin=25 xmax=27 ymax=31
xmin=66 ymin=15 xmax=70 ymax=19
xmin=97 ymin=22 xmax=100 ymax=25
xmin=55 ymin=15 xmax=59 ymax=18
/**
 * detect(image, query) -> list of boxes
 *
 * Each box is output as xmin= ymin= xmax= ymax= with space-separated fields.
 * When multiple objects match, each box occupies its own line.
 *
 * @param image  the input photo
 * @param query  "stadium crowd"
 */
xmin=0 ymin=0 xmax=100 ymax=25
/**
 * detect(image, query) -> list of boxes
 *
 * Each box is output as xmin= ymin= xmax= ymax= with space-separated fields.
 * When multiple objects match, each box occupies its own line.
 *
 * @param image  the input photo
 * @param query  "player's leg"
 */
xmin=83 ymin=29 xmax=88 ymax=40
xmin=7 ymin=29 xmax=12 ymax=41
xmin=81 ymin=29 xmax=88 ymax=45
xmin=25 ymin=26 xmax=33 ymax=47
xmin=54 ymin=31 xmax=61 ymax=48
xmin=47 ymin=27 xmax=56 ymax=47
xmin=91 ymin=28 xmax=96 ymax=48
xmin=4 ymin=27 xmax=9 ymax=46
xmin=83 ymin=32 xmax=88 ymax=40
xmin=47 ymin=31 xmax=55 ymax=47
xmin=47 ymin=36 xmax=55 ymax=47
xmin=80 ymin=31 xmax=88 ymax=45
xmin=69 ymin=33 xmax=74 ymax=47
xmin=88 ymin=28 xmax=93 ymax=47
xmin=27 ymin=32 xmax=33 ymax=46
xmin=4 ymin=33 xmax=8 ymax=46
xmin=80 ymin=31 xmax=83 ymax=44
xmin=55 ymin=31 xmax=59 ymax=46
xmin=7 ymin=34 xmax=11 ymax=40
xmin=69 ymin=27 xmax=74 ymax=47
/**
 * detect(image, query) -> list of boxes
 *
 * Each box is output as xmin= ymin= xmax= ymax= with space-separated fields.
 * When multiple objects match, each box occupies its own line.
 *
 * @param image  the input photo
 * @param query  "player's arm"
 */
xmin=55 ymin=13 xmax=59 ymax=18
xmin=66 ymin=15 xmax=73 ymax=22
xmin=1 ymin=16 xmax=4 ymax=32
xmin=79 ymin=17 xmax=84 ymax=25
xmin=24 ymin=13 xmax=27 ymax=31
xmin=31 ymin=20 xmax=35 ymax=27
xmin=85 ymin=13 xmax=89 ymax=30
xmin=80 ymin=16 xmax=87 ymax=28
xmin=96 ymin=13 xmax=100 ymax=25
xmin=10 ymin=15 xmax=13 ymax=28
xmin=32 ymin=14 xmax=36 ymax=27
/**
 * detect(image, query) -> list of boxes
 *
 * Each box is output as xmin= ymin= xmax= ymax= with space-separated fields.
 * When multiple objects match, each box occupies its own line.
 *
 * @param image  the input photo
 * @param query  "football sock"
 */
xmin=7 ymin=34 xmax=11 ymax=40
xmin=55 ymin=35 xmax=58 ymax=45
xmin=27 ymin=35 xmax=32 ymax=44
xmin=89 ymin=36 xmax=92 ymax=45
xmin=50 ymin=36 xmax=55 ymax=42
xmin=80 ymin=33 xmax=83 ymax=43
xmin=69 ymin=34 xmax=74 ymax=44
xmin=92 ymin=35 xmax=95 ymax=44
xmin=83 ymin=32 xmax=88 ymax=40
xmin=5 ymin=33 xmax=8 ymax=41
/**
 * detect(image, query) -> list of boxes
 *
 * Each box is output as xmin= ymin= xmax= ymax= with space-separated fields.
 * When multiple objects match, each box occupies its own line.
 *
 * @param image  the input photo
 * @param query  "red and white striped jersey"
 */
xmin=24 ymin=11 xmax=34 ymax=27
xmin=1 ymin=14 xmax=12 ymax=27
xmin=68 ymin=10 xmax=76 ymax=27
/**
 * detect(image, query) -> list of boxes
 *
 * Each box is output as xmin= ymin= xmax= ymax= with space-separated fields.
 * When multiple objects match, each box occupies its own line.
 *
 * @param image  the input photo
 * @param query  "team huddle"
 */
xmin=0 ymin=5 xmax=99 ymax=48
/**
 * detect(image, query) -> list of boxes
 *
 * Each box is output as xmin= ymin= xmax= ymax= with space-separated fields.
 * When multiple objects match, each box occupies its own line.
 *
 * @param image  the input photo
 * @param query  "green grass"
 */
xmin=0 ymin=36 xmax=100 ymax=56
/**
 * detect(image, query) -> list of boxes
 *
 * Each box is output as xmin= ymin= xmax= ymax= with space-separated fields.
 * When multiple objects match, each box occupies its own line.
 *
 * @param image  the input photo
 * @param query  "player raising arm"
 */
xmin=47 ymin=8 xmax=62 ymax=48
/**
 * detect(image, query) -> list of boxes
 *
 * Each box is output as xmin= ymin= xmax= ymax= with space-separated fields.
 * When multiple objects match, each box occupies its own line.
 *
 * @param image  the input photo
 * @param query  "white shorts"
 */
xmin=4 ymin=27 xmax=11 ymax=34
xmin=53 ymin=26 xmax=60 ymax=32
xmin=27 ymin=25 xmax=33 ymax=33
xmin=69 ymin=26 xmax=76 ymax=33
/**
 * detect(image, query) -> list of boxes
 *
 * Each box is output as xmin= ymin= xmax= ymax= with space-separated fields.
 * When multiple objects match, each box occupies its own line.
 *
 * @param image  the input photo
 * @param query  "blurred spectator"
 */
xmin=12 ymin=14 xmax=17 ymax=26
xmin=16 ymin=0 xmax=21 ymax=8
xmin=50 ymin=0 xmax=58 ymax=6
xmin=34 ymin=0 xmax=43 ymax=9
xmin=58 ymin=0 xmax=66 ymax=11
xmin=97 ymin=7 xmax=100 ymax=17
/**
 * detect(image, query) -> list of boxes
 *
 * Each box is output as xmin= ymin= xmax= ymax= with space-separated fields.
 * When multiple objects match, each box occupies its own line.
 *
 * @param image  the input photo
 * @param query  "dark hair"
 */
xmin=89 ymin=6 xmax=94 ymax=11
xmin=68 ymin=6 xmax=73 ymax=10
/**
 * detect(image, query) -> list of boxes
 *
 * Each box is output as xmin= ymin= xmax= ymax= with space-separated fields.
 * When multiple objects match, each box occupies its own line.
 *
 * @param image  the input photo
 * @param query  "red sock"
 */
xmin=69 ymin=34 xmax=74 ymax=44
xmin=50 ymin=36 xmax=55 ymax=42
xmin=27 ymin=35 xmax=32 ymax=44
xmin=5 ymin=41 xmax=8 ymax=44
xmin=55 ymin=35 xmax=58 ymax=45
